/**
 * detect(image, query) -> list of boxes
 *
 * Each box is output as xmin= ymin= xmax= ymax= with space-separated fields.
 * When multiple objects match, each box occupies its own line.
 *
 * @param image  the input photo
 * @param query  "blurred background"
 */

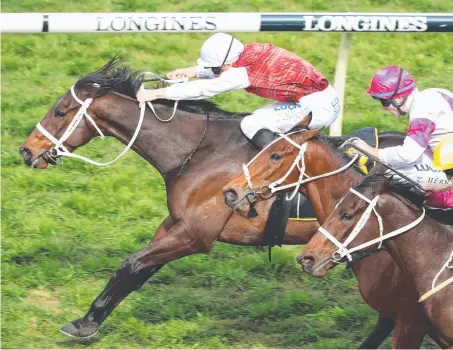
xmin=2 ymin=0 xmax=452 ymax=348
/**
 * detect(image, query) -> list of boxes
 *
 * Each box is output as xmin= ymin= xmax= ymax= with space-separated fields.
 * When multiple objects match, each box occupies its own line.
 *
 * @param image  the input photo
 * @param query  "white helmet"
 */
xmin=197 ymin=33 xmax=244 ymax=68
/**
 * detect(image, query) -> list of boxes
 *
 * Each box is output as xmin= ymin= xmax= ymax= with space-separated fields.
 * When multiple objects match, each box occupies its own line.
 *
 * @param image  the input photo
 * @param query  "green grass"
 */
xmin=2 ymin=0 xmax=451 ymax=348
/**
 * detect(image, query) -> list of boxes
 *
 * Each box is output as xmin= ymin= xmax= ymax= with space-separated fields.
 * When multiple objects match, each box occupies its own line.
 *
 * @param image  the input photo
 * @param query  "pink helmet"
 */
xmin=367 ymin=66 xmax=416 ymax=100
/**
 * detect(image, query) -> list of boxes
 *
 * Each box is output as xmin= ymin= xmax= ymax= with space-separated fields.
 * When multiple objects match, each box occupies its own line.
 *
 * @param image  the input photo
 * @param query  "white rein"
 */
xmin=35 ymin=73 xmax=186 ymax=166
xmin=242 ymin=130 xmax=359 ymax=201
xmin=318 ymin=188 xmax=425 ymax=262
xmin=241 ymin=129 xmax=451 ymax=303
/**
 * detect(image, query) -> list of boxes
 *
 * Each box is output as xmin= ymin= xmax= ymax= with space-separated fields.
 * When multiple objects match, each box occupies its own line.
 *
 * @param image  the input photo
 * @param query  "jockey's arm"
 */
xmin=165 ymin=67 xmax=250 ymax=100
xmin=137 ymin=67 xmax=249 ymax=104
xmin=352 ymin=117 xmax=437 ymax=166
xmin=166 ymin=66 xmax=215 ymax=80
xmin=195 ymin=66 xmax=216 ymax=79
xmin=378 ymin=118 xmax=436 ymax=166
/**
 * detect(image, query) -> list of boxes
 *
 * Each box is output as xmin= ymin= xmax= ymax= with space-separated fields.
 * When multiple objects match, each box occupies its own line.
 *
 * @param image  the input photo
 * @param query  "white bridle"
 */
xmin=318 ymin=187 xmax=425 ymax=262
xmin=242 ymin=130 xmax=359 ymax=201
xmin=35 ymin=73 xmax=186 ymax=167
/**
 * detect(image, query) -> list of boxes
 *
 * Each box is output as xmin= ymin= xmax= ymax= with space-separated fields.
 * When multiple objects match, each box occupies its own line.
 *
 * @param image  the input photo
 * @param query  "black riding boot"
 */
xmin=250 ymin=129 xmax=278 ymax=150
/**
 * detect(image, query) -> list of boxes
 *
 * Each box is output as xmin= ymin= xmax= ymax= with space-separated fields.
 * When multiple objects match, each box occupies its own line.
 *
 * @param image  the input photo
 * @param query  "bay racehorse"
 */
xmin=222 ymin=128 xmax=446 ymax=348
xmin=300 ymin=175 xmax=453 ymax=346
xmin=20 ymin=57 xmax=402 ymax=347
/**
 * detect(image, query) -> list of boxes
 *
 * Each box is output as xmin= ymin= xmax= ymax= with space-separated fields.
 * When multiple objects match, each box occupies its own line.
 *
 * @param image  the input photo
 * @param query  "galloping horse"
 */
xmin=20 ymin=57 xmax=398 ymax=346
xmin=222 ymin=128 xmax=445 ymax=348
xmin=300 ymin=175 xmax=453 ymax=346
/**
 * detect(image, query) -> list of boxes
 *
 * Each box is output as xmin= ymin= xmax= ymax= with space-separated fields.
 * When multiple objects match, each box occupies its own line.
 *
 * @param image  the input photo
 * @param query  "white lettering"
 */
xmin=380 ymin=17 xmax=398 ymax=31
xmin=354 ymin=17 xmax=369 ymax=31
xmin=397 ymin=17 xmax=412 ymax=31
xmin=318 ymin=15 xmax=335 ymax=31
xmin=336 ymin=16 xmax=353 ymax=31
xmin=304 ymin=15 xmax=317 ymax=31
xmin=411 ymin=17 xmax=428 ymax=31
xmin=302 ymin=15 xmax=429 ymax=32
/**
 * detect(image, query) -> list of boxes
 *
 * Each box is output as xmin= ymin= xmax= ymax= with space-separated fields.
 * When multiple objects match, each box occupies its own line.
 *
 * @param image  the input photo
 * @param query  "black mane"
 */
xmin=354 ymin=173 xmax=452 ymax=226
xmin=75 ymin=55 xmax=143 ymax=98
xmin=75 ymin=56 xmax=248 ymax=120
xmin=357 ymin=173 xmax=425 ymax=206
xmin=316 ymin=134 xmax=366 ymax=175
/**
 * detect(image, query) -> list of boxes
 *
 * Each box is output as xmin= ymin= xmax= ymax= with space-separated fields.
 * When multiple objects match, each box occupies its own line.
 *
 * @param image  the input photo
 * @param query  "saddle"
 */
xmin=263 ymin=127 xmax=379 ymax=255
xmin=341 ymin=127 xmax=379 ymax=174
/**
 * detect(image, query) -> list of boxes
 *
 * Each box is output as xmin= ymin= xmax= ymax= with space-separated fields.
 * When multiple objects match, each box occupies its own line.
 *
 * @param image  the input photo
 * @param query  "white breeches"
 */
xmin=386 ymin=152 xmax=449 ymax=185
xmin=240 ymin=85 xmax=340 ymax=139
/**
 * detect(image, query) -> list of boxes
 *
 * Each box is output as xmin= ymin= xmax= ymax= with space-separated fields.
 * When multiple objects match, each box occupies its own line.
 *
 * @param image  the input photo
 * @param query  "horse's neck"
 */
xmin=304 ymin=142 xmax=361 ymax=223
xmin=95 ymin=95 xmax=246 ymax=174
xmin=377 ymin=195 xmax=453 ymax=297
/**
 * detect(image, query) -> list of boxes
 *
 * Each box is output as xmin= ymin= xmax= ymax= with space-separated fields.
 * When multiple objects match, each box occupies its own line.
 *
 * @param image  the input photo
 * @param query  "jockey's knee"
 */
xmin=298 ymin=85 xmax=340 ymax=130
xmin=309 ymin=109 xmax=337 ymax=130
xmin=241 ymin=115 xmax=262 ymax=139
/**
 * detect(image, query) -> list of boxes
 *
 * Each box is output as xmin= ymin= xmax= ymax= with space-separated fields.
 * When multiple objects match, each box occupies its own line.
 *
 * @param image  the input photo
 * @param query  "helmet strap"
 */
xmin=221 ymin=36 xmax=235 ymax=67
xmin=390 ymin=95 xmax=409 ymax=116
xmin=389 ymin=68 xmax=406 ymax=116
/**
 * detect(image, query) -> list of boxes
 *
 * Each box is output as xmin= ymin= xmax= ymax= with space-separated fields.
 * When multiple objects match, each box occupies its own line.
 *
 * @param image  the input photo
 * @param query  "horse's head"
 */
xmin=222 ymin=119 xmax=321 ymax=215
xmin=19 ymin=56 xmax=142 ymax=169
xmin=298 ymin=175 xmax=391 ymax=277
xmin=19 ymin=86 xmax=102 ymax=168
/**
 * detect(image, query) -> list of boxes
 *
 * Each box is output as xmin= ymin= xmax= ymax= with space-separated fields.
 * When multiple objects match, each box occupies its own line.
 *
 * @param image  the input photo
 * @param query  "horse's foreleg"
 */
xmin=60 ymin=216 xmax=217 ymax=338
xmin=358 ymin=314 xmax=394 ymax=349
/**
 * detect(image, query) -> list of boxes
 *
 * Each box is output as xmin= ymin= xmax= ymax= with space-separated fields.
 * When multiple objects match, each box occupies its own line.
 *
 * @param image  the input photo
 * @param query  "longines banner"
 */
xmin=1 ymin=13 xmax=453 ymax=33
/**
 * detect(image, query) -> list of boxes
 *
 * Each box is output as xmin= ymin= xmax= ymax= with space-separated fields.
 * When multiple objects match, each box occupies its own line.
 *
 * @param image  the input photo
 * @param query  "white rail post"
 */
xmin=330 ymin=33 xmax=352 ymax=137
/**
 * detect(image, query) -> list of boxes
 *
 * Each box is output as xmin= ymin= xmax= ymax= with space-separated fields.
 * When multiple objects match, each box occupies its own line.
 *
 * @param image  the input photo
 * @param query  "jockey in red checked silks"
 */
xmin=137 ymin=32 xmax=341 ymax=150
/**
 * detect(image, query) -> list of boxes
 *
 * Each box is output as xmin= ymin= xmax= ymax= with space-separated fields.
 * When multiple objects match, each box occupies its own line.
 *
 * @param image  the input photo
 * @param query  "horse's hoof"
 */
xmin=59 ymin=318 xmax=99 ymax=338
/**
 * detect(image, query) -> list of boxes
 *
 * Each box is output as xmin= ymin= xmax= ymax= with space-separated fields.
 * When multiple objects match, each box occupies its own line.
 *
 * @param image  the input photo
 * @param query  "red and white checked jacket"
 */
xmin=233 ymin=43 xmax=329 ymax=102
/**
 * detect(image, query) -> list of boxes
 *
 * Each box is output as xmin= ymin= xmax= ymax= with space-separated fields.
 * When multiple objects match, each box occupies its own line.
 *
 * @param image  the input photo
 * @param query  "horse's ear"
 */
xmin=298 ymin=113 xmax=312 ymax=128
xmin=305 ymin=128 xmax=322 ymax=140
xmin=293 ymin=127 xmax=322 ymax=145
xmin=372 ymin=175 xmax=393 ymax=196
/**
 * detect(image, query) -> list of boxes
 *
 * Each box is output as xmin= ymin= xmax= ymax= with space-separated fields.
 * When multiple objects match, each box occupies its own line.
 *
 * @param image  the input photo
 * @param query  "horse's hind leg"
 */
xmin=60 ymin=215 xmax=219 ymax=338
xmin=359 ymin=314 xmax=394 ymax=349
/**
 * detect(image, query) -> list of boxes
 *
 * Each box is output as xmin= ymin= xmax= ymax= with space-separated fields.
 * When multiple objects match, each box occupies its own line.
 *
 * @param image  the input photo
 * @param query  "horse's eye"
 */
xmin=340 ymin=212 xmax=353 ymax=221
xmin=55 ymin=110 xmax=65 ymax=118
xmin=270 ymin=153 xmax=281 ymax=161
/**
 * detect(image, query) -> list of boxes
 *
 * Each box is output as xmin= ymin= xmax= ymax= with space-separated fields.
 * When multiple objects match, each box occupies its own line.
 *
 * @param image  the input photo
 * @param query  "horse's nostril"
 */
xmin=223 ymin=189 xmax=238 ymax=203
xmin=19 ymin=147 xmax=32 ymax=161
xmin=297 ymin=254 xmax=315 ymax=268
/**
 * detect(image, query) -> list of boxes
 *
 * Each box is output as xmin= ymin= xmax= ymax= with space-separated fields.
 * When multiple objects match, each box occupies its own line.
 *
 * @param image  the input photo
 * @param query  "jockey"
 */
xmin=352 ymin=65 xmax=453 ymax=209
xmin=137 ymin=33 xmax=340 ymax=149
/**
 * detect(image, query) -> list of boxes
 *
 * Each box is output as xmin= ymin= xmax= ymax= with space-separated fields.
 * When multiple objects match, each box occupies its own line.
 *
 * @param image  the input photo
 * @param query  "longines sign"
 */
xmin=261 ymin=14 xmax=432 ymax=32
xmin=96 ymin=15 xmax=218 ymax=32
xmin=1 ymin=13 xmax=452 ymax=33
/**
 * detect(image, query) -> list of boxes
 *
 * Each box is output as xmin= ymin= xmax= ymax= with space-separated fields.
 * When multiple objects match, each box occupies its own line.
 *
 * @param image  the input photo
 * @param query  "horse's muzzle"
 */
xmin=19 ymin=146 xmax=33 ymax=164
xmin=297 ymin=252 xmax=332 ymax=277
xmin=19 ymin=146 xmax=57 ymax=168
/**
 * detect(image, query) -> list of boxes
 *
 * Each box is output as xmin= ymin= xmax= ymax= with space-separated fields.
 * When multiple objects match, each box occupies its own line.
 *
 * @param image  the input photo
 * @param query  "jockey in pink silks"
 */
xmin=352 ymin=65 xmax=453 ymax=209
